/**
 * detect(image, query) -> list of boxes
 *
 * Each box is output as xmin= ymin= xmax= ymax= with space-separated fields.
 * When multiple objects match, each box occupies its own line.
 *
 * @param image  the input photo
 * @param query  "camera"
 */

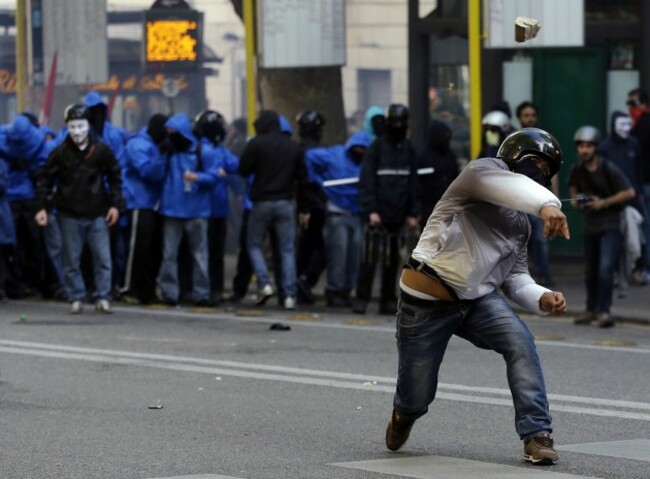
xmin=576 ymin=194 xmax=592 ymax=210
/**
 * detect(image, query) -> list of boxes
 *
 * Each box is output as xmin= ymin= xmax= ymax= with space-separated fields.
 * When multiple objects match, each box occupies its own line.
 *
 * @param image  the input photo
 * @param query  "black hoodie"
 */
xmin=238 ymin=110 xmax=310 ymax=212
xmin=416 ymin=120 xmax=459 ymax=222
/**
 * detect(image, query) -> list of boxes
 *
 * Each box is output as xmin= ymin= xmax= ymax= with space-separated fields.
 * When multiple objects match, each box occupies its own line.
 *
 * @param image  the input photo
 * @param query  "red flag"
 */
xmin=40 ymin=50 xmax=58 ymax=125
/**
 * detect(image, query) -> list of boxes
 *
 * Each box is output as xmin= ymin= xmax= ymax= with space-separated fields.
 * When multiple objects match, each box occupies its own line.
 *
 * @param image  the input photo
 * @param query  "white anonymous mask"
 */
xmin=614 ymin=116 xmax=632 ymax=140
xmin=67 ymin=119 xmax=90 ymax=146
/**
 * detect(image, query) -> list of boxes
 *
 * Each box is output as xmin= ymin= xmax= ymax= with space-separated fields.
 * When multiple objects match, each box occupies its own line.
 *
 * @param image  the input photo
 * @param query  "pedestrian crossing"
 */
xmin=330 ymin=455 xmax=600 ymax=478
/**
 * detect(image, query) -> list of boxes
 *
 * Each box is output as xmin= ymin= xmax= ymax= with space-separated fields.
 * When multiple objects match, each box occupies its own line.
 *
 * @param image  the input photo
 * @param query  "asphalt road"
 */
xmin=0 ymin=300 xmax=648 ymax=479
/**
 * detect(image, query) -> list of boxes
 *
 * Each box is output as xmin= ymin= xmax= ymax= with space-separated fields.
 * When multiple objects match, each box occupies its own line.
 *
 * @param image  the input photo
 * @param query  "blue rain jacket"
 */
xmin=201 ymin=139 xmax=239 ymax=219
xmin=305 ymin=131 xmax=371 ymax=213
xmin=0 ymin=158 xmax=16 ymax=244
xmin=159 ymin=114 xmax=219 ymax=219
xmin=123 ymin=128 xmax=167 ymax=210
xmin=3 ymin=116 xmax=55 ymax=202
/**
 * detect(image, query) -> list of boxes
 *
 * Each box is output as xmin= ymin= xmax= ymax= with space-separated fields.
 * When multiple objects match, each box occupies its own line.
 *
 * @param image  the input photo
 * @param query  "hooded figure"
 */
xmin=598 ymin=111 xmax=643 ymax=204
xmin=159 ymin=113 xmax=220 ymax=220
xmin=5 ymin=114 xmax=54 ymax=202
xmin=416 ymin=120 xmax=459 ymax=223
xmin=363 ymin=105 xmax=386 ymax=141
xmin=82 ymin=91 xmax=126 ymax=165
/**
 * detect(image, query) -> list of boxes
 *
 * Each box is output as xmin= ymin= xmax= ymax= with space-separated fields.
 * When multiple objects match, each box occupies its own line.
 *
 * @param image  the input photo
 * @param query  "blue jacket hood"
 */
xmin=83 ymin=90 xmax=106 ymax=108
xmin=345 ymin=131 xmax=371 ymax=153
xmin=165 ymin=113 xmax=196 ymax=143
xmin=7 ymin=115 xmax=46 ymax=160
xmin=363 ymin=105 xmax=385 ymax=139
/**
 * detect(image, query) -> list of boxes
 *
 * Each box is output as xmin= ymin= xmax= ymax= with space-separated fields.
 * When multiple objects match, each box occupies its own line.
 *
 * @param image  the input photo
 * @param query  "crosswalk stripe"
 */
xmin=330 ymin=455 xmax=600 ymax=478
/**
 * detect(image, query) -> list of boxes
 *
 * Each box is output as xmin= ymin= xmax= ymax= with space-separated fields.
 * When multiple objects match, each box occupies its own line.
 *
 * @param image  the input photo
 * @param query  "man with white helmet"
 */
xmin=569 ymin=126 xmax=635 ymax=327
xmin=385 ymin=128 xmax=570 ymax=465
xmin=477 ymin=110 xmax=511 ymax=158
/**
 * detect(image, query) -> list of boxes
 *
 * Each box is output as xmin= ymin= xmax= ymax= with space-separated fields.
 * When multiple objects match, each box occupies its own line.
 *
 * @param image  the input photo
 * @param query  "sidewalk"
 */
xmin=224 ymin=254 xmax=650 ymax=326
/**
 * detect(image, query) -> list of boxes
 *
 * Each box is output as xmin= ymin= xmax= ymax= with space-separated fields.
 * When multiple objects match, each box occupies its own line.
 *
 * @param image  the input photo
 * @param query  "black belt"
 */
xmin=404 ymin=256 xmax=459 ymax=301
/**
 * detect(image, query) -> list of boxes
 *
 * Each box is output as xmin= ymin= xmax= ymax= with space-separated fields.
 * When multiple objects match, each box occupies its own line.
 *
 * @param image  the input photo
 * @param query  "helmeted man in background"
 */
xmin=354 ymin=104 xmax=421 ymax=315
xmin=34 ymin=104 xmax=123 ymax=314
xmin=295 ymin=110 xmax=327 ymax=304
xmin=477 ymin=110 xmax=511 ymax=159
xmin=569 ymin=126 xmax=635 ymax=328
xmin=120 ymin=113 xmax=168 ymax=305
xmin=194 ymin=110 xmax=239 ymax=305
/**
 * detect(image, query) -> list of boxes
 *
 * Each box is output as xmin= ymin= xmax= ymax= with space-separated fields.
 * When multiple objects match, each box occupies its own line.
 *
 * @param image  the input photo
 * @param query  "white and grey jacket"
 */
xmin=411 ymin=158 xmax=562 ymax=314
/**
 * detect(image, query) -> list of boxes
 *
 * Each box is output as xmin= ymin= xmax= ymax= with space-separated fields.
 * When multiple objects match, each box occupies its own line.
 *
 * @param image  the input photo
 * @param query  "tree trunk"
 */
xmin=230 ymin=0 xmax=347 ymax=145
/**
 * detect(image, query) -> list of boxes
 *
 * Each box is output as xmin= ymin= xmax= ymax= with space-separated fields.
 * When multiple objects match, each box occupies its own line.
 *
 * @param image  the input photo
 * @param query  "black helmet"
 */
xmin=194 ymin=110 xmax=227 ymax=145
xmin=296 ymin=110 xmax=325 ymax=141
xmin=497 ymin=127 xmax=563 ymax=178
xmin=64 ymin=103 xmax=89 ymax=122
xmin=297 ymin=110 xmax=325 ymax=128
xmin=387 ymin=104 xmax=409 ymax=123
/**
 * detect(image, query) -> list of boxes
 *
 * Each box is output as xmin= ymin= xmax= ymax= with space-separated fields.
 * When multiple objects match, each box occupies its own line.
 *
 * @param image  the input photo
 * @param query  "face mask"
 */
xmin=485 ymin=130 xmax=501 ymax=146
xmin=614 ymin=116 xmax=632 ymax=139
xmin=387 ymin=125 xmax=408 ymax=143
xmin=371 ymin=116 xmax=386 ymax=138
xmin=67 ymin=119 xmax=90 ymax=147
xmin=349 ymin=148 xmax=366 ymax=164
xmin=629 ymin=106 xmax=645 ymax=124
xmin=514 ymin=160 xmax=550 ymax=187
xmin=169 ymin=132 xmax=191 ymax=151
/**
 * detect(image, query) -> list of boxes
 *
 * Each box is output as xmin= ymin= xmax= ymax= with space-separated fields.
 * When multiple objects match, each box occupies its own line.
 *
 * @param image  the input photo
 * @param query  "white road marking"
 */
xmin=1 ymin=340 xmax=650 ymax=422
xmin=146 ymin=475 xmax=244 ymax=479
xmin=331 ymin=455 xmax=600 ymax=478
xmin=557 ymin=439 xmax=650 ymax=462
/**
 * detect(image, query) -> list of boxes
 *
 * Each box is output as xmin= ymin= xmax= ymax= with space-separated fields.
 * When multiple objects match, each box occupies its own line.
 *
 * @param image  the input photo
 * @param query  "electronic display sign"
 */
xmin=144 ymin=9 xmax=202 ymax=72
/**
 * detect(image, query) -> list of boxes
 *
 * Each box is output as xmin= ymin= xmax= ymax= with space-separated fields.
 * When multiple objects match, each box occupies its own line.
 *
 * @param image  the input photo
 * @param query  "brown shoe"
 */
xmin=574 ymin=310 xmax=596 ymax=325
xmin=385 ymin=409 xmax=415 ymax=451
xmin=597 ymin=312 xmax=615 ymax=328
xmin=524 ymin=434 xmax=558 ymax=465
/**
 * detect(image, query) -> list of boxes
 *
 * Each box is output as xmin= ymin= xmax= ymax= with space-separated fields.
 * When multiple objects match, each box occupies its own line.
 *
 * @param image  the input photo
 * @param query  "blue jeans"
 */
xmin=247 ymin=200 xmax=296 ymax=297
xmin=324 ymin=212 xmax=362 ymax=293
xmin=393 ymin=291 xmax=552 ymax=440
xmin=160 ymin=217 xmax=210 ymax=302
xmin=528 ymin=215 xmax=550 ymax=278
xmin=59 ymin=215 xmax=112 ymax=301
xmin=43 ymin=214 xmax=64 ymax=283
xmin=584 ymin=227 xmax=622 ymax=314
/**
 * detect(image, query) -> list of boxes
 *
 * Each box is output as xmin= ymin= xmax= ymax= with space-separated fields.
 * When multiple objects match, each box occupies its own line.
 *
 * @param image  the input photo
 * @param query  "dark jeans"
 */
xmin=208 ymin=217 xmax=227 ymax=299
xmin=121 ymin=209 xmax=163 ymax=303
xmin=297 ymin=206 xmax=326 ymax=286
xmin=584 ymin=228 xmax=623 ymax=314
xmin=394 ymin=291 xmax=552 ymax=440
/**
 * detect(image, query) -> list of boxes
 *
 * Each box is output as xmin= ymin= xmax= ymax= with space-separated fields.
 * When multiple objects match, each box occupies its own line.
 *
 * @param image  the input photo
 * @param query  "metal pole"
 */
xmin=468 ymin=0 xmax=482 ymax=159
xmin=15 ymin=0 xmax=27 ymax=112
xmin=243 ymin=0 xmax=257 ymax=136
